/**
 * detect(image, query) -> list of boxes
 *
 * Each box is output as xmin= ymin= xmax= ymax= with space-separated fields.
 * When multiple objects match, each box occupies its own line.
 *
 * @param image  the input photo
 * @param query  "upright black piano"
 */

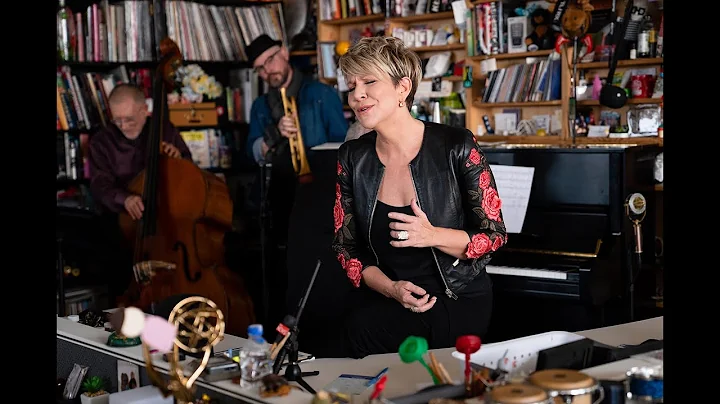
xmin=480 ymin=143 xmax=661 ymax=342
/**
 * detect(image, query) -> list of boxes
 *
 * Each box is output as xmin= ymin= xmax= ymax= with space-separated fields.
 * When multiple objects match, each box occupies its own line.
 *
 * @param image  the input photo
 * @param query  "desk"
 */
xmin=57 ymin=316 xmax=662 ymax=403
xmin=297 ymin=317 xmax=663 ymax=398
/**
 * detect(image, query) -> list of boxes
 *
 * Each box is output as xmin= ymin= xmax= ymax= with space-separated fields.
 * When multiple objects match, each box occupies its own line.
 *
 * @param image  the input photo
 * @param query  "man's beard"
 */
xmin=267 ymin=67 xmax=290 ymax=89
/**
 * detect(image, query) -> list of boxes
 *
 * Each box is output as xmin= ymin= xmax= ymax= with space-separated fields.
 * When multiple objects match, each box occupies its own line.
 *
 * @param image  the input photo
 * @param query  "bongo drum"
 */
xmin=626 ymin=366 xmax=663 ymax=403
xmin=528 ymin=369 xmax=603 ymax=404
xmin=485 ymin=383 xmax=553 ymax=404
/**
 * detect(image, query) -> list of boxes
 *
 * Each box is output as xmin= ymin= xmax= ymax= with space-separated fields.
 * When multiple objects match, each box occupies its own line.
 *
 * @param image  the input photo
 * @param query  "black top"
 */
xmin=371 ymin=200 xmax=487 ymax=297
xmin=370 ymin=201 xmax=443 ymax=295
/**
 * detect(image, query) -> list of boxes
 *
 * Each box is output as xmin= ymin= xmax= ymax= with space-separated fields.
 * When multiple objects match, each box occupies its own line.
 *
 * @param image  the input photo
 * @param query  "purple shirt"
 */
xmin=88 ymin=120 xmax=192 ymax=213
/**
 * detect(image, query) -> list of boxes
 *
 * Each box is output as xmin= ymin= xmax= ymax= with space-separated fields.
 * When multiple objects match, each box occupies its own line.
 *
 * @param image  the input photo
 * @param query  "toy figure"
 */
xmin=548 ymin=0 xmax=595 ymax=57
xmin=525 ymin=7 xmax=556 ymax=51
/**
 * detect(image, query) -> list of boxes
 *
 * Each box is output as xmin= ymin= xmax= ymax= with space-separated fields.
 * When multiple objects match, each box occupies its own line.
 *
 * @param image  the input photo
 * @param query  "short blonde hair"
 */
xmin=338 ymin=36 xmax=422 ymax=110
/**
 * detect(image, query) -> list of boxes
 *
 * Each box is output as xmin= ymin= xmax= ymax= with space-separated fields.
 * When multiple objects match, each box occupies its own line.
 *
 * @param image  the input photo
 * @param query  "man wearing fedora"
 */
xmin=245 ymin=34 xmax=347 ymax=327
xmin=246 ymin=34 xmax=347 ymax=165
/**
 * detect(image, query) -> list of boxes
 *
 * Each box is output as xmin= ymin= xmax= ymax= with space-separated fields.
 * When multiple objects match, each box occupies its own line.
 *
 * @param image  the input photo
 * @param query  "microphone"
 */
xmin=270 ymin=315 xmax=297 ymax=358
xmin=600 ymin=0 xmax=634 ymax=109
xmin=625 ymin=192 xmax=647 ymax=254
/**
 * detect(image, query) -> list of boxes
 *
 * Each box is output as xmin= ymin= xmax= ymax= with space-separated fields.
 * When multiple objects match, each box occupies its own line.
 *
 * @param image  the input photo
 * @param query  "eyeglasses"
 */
xmin=111 ymin=106 xmax=145 ymax=128
xmin=254 ymin=48 xmax=282 ymax=74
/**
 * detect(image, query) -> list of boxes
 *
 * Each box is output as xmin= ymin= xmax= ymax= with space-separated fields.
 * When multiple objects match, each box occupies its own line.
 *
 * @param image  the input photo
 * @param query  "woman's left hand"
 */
xmin=388 ymin=198 xmax=437 ymax=248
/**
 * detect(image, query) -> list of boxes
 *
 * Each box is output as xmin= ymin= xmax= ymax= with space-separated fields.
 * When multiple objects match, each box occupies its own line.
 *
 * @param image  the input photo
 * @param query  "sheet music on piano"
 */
xmin=489 ymin=165 xmax=535 ymax=234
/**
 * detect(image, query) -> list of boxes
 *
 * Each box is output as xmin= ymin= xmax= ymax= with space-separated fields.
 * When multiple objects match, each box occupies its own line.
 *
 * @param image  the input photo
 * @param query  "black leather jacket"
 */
xmin=332 ymin=121 xmax=508 ymax=299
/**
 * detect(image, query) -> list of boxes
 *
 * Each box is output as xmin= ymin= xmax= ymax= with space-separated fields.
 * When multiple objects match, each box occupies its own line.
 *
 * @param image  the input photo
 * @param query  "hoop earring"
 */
xmin=399 ymin=101 xmax=405 ymax=107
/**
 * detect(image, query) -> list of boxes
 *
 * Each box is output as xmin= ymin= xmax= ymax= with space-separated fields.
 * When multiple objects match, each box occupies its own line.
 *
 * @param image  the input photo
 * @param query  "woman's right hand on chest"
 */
xmin=390 ymin=281 xmax=437 ymax=313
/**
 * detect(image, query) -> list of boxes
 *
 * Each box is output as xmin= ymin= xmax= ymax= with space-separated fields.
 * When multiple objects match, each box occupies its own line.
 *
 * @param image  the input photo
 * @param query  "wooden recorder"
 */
xmin=280 ymin=87 xmax=313 ymax=183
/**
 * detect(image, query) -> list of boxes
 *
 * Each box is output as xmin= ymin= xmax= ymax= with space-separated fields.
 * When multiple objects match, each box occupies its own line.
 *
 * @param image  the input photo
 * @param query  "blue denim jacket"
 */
xmin=247 ymin=80 xmax=348 ymax=163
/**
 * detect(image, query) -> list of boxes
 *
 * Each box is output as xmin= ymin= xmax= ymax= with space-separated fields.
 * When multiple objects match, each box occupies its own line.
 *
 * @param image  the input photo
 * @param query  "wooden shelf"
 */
xmin=314 ymin=0 xmax=665 ymax=143
xmin=474 ymin=135 xmax=663 ymax=146
xmin=387 ymin=11 xmax=454 ymax=23
xmin=410 ymin=43 xmax=465 ymax=52
xmin=577 ymin=98 xmax=662 ymax=106
xmin=573 ymin=136 xmax=663 ymax=146
xmin=476 ymin=135 xmax=562 ymax=144
xmin=473 ymin=100 xmax=561 ymax=108
xmin=578 ymin=58 xmax=663 ymax=69
xmin=319 ymin=13 xmax=385 ymax=25
xmin=423 ymin=75 xmax=463 ymax=81
xmin=469 ymin=49 xmax=553 ymax=61
xmin=290 ymin=50 xmax=316 ymax=56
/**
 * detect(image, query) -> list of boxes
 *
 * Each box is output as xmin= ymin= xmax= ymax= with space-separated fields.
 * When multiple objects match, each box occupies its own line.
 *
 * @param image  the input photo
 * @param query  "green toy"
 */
xmin=398 ymin=336 xmax=439 ymax=385
xmin=106 ymin=331 xmax=142 ymax=347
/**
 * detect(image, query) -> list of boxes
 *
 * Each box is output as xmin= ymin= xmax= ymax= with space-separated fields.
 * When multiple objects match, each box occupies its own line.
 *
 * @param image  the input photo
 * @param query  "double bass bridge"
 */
xmin=133 ymin=260 xmax=178 ymax=285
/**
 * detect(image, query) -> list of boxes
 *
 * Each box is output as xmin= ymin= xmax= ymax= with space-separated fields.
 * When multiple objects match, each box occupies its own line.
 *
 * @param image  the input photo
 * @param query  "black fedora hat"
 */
xmin=246 ymin=34 xmax=283 ymax=65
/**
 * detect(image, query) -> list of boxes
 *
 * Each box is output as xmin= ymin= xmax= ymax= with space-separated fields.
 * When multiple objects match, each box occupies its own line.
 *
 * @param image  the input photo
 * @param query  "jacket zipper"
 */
xmin=409 ymin=165 xmax=458 ymax=300
xmin=368 ymin=167 xmax=383 ymax=265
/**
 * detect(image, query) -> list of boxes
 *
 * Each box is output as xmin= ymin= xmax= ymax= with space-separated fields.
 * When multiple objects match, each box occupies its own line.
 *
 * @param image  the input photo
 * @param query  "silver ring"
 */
xmin=410 ymin=306 xmax=418 ymax=312
xmin=397 ymin=230 xmax=409 ymax=240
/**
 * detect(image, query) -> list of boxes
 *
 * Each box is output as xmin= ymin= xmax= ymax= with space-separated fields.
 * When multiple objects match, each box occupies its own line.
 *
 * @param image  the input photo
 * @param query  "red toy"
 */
xmin=370 ymin=375 xmax=388 ymax=400
xmin=456 ymin=335 xmax=481 ymax=392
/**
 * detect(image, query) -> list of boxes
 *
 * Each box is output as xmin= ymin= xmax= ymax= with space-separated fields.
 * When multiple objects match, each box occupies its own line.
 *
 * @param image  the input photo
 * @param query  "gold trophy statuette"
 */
xmin=143 ymin=296 xmax=226 ymax=404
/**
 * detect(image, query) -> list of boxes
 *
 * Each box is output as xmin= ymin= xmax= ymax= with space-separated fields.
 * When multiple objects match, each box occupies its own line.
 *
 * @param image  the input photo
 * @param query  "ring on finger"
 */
xmin=397 ymin=230 xmax=409 ymax=240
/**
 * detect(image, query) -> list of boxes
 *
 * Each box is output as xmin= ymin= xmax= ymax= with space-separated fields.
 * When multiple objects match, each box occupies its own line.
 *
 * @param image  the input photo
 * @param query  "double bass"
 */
xmin=118 ymin=38 xmax=255 ymax=337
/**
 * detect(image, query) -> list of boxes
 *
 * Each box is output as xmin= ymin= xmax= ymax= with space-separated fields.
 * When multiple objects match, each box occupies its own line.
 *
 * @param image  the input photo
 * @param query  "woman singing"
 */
xmin=332 ymin=36 xmax=508 ymax=358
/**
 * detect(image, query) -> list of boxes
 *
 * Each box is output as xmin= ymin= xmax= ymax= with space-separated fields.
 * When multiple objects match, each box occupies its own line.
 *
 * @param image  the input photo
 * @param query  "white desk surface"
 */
xmin=57 ymin=316 xmax=662 ymax=402
xmin=57 ymin=317 xmax=313 ymax=404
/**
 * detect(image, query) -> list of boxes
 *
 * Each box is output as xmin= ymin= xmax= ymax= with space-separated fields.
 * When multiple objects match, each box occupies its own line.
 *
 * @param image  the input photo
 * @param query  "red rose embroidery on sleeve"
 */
xmin=334 ymin=183 xmax=344 ymax=233
xmin=337 ymin=253 xmax=346 ymax=269
xmin=337 ymin=162 xmax=343 ymax=175
xmin=334 ymin=199 xmax=344 ymax=233
xmin=492 ymin=234 xmax=505 ymax=251
xmin=478 ymin=170 xmax=491 ymax=189
xmin=466 ymin=148 xmax=482 ymax=167
xmin=481 ymin=187 xmax=502 ymax=221
xmin=465 ymin=233 xmax=493 ymax=259
xmin=344 ymin=258 xmax=363 ymax=287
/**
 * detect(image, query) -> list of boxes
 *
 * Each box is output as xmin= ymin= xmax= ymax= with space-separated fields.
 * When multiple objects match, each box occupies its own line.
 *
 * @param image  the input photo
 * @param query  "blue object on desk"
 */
xmin=322 ymin=368 xmax=390 ymax=395
xmin=367 ymin=367 xmax=389 ymax=386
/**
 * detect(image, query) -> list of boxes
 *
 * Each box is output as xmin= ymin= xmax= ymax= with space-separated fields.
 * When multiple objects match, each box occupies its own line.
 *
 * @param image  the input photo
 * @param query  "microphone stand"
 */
xmin=570 ymin=36 xmax=578 ymax=145
xmin=625 ymin=194 xmax=647 ymax=323
xmin=259 ymin=149 xmax=274 ymax=324
xmin=57 ymin=236 xmax=66 ymax=317
xmin=272 ymin=260 xmax=322 ymax=394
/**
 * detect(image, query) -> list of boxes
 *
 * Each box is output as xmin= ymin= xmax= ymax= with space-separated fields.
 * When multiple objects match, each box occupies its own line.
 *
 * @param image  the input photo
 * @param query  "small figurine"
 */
xmin=79 ymin=309 xmax=108 ymax=328
xmin=260 ymin=374 xmax=301 ymax=398
xmin=525 ymin=7 xmax=556 ymax=51
xmin=547 ymin=0 xmax=595 ymax=57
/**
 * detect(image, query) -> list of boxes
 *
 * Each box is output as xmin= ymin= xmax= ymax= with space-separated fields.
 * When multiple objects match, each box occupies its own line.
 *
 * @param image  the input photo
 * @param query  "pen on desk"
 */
xmin=367 ymin=367 xmax=389 ymax=386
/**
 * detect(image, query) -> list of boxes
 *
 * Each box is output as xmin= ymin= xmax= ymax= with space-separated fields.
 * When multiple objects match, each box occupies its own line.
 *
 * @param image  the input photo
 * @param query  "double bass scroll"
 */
xmin=118 ymin=37 xmax=255 ymax=337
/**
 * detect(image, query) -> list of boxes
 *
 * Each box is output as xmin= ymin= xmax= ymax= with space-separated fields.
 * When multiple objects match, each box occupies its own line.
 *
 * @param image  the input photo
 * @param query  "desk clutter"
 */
xmin=59 ymin=304 xmax=662 ymax=404
xmin=317 ymin=333 xmax=663 ymax=404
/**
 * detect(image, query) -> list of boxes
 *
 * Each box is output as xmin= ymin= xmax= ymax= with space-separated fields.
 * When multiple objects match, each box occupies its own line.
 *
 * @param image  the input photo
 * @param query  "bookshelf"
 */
xmin=55 ymin=0 xmax=291 ymax=311
xmin=313 ymin=0 xmax=664 ymax=147
xmin=56 ymin=0 xmax=289 ymax=188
